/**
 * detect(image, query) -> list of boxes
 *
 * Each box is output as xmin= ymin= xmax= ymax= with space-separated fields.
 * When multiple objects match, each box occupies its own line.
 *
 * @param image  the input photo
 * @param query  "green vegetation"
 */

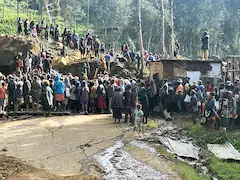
xmin=1 ymin=0 xmax=239 ymax=56
xmin=183 ymin=122 xmax=240 ymax=150
xmin=158 ymin=146 xmax=209 ymax=180
xmin=0 ymin=0 xmax=90 ymax=35
xmin=173 ymin=162 xmax=209 ymax=180
xmin=209 ymin=157 xmax=240 ymax=180
xmin=182 ymin=122 xmax=240 ymax=180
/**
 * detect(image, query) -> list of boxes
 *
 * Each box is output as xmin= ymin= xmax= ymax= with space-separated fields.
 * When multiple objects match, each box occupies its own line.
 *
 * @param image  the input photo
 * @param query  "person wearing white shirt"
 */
xmin=25 ymin=51 xmax=32 ymax=74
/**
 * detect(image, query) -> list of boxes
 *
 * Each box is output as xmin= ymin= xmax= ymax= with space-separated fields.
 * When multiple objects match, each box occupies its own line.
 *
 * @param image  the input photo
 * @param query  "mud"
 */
xmin=94 ymin=140 xmax=177 ymax=180
xmin=0 ymin=115 xmax=185 ymax=180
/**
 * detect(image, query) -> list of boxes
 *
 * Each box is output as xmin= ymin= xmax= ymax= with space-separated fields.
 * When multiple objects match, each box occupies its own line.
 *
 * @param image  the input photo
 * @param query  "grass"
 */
xmin=209 ymin=157 xmax=240 ymax=180
xmin=147 ymin=119 xmax=158 ymax=129
xmin=182 ymin=122 xmax=240 ymax=150
xmin=0 ymin=0 xmax=91 ymax=35
xmin=173 ymin=162 xmax=209 ymax=180
xmin=157 ymin=146 xmax=209 ymax=180
xmin=182 ymin=122 xmax=240 ymax=180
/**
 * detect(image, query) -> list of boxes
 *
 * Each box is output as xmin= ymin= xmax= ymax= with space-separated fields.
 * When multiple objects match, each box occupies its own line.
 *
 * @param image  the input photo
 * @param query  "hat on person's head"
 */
xmin=74 ymin=76 xmax=79 ymax=81
xmin=226 ymin=80 xmax=231 ymax=86
xmin=177 ymin=78 xmax=183 ymax=83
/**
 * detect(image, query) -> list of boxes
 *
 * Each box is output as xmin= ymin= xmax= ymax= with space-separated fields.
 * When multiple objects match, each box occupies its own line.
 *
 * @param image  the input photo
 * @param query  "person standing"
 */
xmin=136 ymin=54 xmax=140 ymax=71
xmin=200 ymin=31 xmax=210 ymax=60
xmin=64 ymin=77 xmax=71 ymax=111
xmin=105 ymin=53 xmax=111 ymax=71
xmin=107 ymin=79 xmax=115 ymax=113
xmin=53 ymin=75 xmax=65 ymax=111
xmin=100 ymin=43 xmax=105 ymax=54
xmin=23 ymin=76 xmax=31 ymax=112
xmin=227 ymin=92 xmax=237 ymax=130
xmin=72 ymin=31 xmax=79 ymax=50
xmin=55 ymin=25 xmax=59 ymax=41
xmin=139 ymin=87 xmax=149 ymax=124
xmin=134 ymin=104 xmax=144 ymax=133
xmin=50 ymin=24 xmax=54 ymax=39
xmin=17 ymin=18 xmax=23 ymax=34
xmin=78 ymin=80 xmax=90 ymax=115
xmin=8 ymin=75 xmax=16 ymax=111
xmin=45 ymin=24 xmax=49 ymax=40
xmin=24 ymin=18 xmax=30 ymax=35
xmin=31 ymin=76 xmax=41 ymax=112
xmin=189 ymin=90 xmax=198 ymax=124
xmin=41 ymin=80 xmax=54 ymax=113
xmin=16 ymin=52 xmax=23 ymax=72
xmin=130 ymin=51 xmax=135 ymax=62
xmin=30 ymin=20 xmax=34 ymax=30
xmin=96 ymin=80 xmax=106 ymax=114
xmin=123 ymin=85 xmax=131 ymax=123
xmin=175 ymin=78 xmax=184 ymax=113
xmin=0 ymin=82 xmax=6 ymax=113
xmin=112 ymin=86 xmax=123 ymax=123
xmin=24 ymin=51 xmax=32 ymax=74
xmin=130 ymin=86 xmax=137 ymax=125
xmin=121 ymin=42 xmax=128 ymax=56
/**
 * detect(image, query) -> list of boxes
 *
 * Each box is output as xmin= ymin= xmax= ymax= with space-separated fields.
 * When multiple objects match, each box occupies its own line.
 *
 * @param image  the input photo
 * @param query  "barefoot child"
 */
xmin=134 ymin=104 xmax=144 ymax=133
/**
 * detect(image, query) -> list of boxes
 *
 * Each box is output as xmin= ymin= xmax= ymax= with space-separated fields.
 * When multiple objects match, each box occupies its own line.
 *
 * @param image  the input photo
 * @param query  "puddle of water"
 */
xmin=94 ymin=141 xmax=168 ymax=180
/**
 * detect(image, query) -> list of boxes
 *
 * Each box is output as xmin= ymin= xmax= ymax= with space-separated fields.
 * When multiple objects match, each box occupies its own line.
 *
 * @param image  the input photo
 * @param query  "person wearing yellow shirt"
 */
xmin=176 ymin=78 xmax=184 ymax=113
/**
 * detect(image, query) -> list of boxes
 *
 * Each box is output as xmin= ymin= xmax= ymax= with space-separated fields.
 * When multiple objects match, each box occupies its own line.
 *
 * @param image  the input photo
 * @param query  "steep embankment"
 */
xmin=0 ymin=35 xmax=40 ymax=73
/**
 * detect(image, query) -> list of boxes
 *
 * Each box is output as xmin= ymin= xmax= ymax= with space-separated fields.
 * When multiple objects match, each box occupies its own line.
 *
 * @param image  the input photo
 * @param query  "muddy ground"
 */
xmin=0 ymin=115 xmax=182 ymax=180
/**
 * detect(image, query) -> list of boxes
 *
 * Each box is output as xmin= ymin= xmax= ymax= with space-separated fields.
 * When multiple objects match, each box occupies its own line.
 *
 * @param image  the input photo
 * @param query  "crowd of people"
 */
xmin=12 ymin=19 xmax=238 ymax=132
xmin=1 ymin=55 xmax=240 ymax=133
xmin=160 ymin=77 xmax=239 ymax=132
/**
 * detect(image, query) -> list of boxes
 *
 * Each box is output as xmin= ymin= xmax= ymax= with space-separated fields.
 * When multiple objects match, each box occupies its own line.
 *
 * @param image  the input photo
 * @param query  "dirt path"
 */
xmin=0 ymin=115 xmax=181 ymax=179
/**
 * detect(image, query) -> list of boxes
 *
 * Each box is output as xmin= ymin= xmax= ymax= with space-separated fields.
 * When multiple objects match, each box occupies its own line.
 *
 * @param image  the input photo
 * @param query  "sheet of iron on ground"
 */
xmin=159 ymin=137 xmax=200 ymax=159
xmin=207 ymin=142 xmax=240 ymax=161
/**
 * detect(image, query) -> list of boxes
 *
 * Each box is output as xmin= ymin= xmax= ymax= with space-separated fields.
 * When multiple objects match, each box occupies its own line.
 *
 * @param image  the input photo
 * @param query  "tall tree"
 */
xmin=168 ymin=0 xmax=174 ymax=58
xmin=137 ymin=0 xmax=144 ymax=76
xmin=160 ymin=0 xmax=166 ymax=58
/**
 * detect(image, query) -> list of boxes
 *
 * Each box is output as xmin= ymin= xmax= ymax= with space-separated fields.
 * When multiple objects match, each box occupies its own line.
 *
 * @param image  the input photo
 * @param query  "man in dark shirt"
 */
xmin=201 ymin=31 xmax=210 ymax=60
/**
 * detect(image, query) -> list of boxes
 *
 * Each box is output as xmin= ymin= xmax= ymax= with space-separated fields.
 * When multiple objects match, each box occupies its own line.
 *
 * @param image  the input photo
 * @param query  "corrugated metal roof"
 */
xmin=159 ymin=137 xmax=200 ymax=159
xmin=207 ymin=142 xmax=240 ymax=160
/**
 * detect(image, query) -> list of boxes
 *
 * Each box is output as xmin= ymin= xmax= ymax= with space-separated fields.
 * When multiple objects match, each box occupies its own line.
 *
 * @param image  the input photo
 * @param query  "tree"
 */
xmin=137 ymin=0 xmax=144 ymax=76
xmin=168 ymin=0 xmax=174 ymax=58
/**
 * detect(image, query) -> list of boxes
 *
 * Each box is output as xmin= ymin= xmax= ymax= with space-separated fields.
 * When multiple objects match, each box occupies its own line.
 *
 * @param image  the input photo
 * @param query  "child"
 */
xmin=134 ymin=104 xmax=144 ymax=133
xmin=0 ymin=82 xmax=6 ymax=113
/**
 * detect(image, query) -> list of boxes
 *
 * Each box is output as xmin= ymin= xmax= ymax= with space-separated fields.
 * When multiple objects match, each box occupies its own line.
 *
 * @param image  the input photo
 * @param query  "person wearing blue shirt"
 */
xmin=105 ymin=53 xmax=111 ymax=70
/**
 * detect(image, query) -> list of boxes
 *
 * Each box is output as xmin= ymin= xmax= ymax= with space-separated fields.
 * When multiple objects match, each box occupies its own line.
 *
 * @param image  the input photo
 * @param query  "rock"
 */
xmin=1 ymin=148 xmax=7 ymax=152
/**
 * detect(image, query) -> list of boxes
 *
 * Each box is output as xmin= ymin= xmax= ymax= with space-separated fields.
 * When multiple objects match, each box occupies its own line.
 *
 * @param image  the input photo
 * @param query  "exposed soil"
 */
xmin=0 ymin=115 xmax=182 ymax=180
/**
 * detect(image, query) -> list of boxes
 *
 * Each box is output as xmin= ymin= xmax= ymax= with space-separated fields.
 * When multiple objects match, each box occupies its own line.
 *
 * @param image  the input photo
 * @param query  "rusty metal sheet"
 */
xmin=207 ymin=142 xmax=240 ymax=160
xmin=159 ymin=137 xmax=200 ymax=159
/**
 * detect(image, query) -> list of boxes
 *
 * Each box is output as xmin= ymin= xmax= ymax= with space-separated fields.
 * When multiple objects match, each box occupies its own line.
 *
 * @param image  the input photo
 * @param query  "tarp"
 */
xmin=159 ymin=137 xmax=200 ymax=159
xmin=187 ymin=71 xmax=201 ymax=84
xmin=207 ymin=142 xmax=240 ymax=160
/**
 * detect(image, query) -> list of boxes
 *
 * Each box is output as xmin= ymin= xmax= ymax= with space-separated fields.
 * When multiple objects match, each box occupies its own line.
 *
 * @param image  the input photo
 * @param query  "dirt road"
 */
xmin=0 ymin=115 xmax=181 ymax=179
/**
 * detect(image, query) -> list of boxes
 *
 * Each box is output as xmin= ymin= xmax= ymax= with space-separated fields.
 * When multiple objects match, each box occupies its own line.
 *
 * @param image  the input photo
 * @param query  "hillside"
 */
xmin=0 ymin=0 xmax=88 ymax=35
